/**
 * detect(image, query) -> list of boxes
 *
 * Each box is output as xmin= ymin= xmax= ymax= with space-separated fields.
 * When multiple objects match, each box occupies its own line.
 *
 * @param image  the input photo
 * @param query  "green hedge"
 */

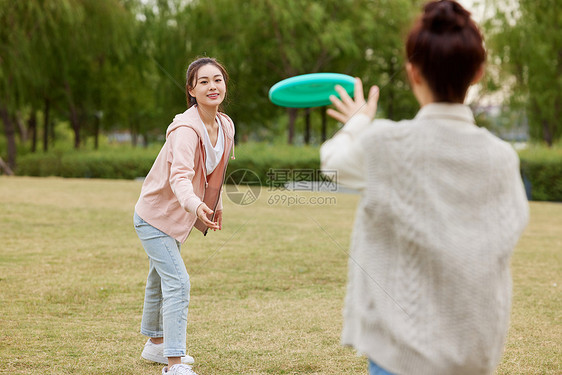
xmin=14 ymin=143 xmax=321 ymax=186
xmin=14 ymin=143 xmax=562 ymax=201
xmin=227 ymin=143 xmax=321 ymax=187
xmin=519 ymin=145 xmax=562 ymax=202
xmin=15 ymin=149 xmax=158 ymax=180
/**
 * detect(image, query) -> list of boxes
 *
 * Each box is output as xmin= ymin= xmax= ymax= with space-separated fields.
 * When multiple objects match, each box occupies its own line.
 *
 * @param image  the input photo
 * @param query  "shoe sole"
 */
xmin=141 ymin=351 xmax=167 ymax=365
xmin=141 ymin=351 xmax=195 ymax=365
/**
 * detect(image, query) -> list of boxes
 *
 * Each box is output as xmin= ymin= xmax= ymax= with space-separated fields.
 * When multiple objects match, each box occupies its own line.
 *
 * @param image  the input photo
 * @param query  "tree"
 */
xmin=1 ymin=0 xmax=423 ymax=162
xmin=485 ymin=0 xmax=562 ymax=146
xmin=0 ymin=0 xmax=55 ymax=167
xmin=0 ymin=0 xmax=139 ymax=173
xmin=57 ymin=0 xmax=135 ymax=149
xmin=180 ymin=0 xmax=419 ymax=144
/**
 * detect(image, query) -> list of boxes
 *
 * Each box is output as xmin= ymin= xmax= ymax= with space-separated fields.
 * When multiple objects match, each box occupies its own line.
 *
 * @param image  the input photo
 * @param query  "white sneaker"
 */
xmin=141 ymin=339 xmax=195 ymax=365
xmin=162 ymin=364 xmax=199 ymax=375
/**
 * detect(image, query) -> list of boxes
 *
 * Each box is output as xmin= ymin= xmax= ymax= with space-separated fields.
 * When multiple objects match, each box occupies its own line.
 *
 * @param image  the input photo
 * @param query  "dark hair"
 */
xmin=406 ymin=0 xmax=486 ymax=103
xmin=185 ymin=57 xmax=229 ymax=109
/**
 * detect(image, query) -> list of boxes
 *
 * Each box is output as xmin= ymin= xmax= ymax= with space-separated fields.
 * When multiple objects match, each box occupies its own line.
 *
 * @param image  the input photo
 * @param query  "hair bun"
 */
xmin=422 ymin=0 xmax=470 ymax=34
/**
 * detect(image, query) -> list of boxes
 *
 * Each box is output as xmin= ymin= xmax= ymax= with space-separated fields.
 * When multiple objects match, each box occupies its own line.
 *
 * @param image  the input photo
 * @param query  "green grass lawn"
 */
xmin=0 ymin=177 xmax=560 ymax=374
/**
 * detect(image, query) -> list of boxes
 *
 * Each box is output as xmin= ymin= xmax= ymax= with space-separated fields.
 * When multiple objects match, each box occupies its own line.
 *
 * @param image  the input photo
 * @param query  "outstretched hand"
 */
xmin=196 ymin=203 xmax=220 ymax=230
xmin=327 ymin=77 xmax=379 ymax=124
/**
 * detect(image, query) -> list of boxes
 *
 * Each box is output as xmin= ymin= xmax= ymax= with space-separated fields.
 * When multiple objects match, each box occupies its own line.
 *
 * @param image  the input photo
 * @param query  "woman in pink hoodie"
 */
xmin=134 ymin=57 xmax=235 ymax=375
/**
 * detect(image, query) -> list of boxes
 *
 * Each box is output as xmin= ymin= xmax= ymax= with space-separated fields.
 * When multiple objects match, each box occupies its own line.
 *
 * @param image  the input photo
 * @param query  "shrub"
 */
xmin=519 ymin=144 xmax=562 ymax=202
xmin=15 ymin=142 xmax=560 ymax=202
xmin=226 ymin=143 xmax=321 ymax=186
xmin=16 ymin=148 xmax=159 ymax=180
xmin=15 ymin=143 xmax=322 ymax=186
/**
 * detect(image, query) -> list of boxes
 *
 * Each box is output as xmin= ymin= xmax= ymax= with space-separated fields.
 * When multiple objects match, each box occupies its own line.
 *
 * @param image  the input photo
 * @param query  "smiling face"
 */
xmin=188 ymin=64 xmax=227 ymax=110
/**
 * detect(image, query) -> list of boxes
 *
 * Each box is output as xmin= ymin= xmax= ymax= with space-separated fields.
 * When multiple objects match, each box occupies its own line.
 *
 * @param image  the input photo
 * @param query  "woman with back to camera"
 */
xmin=321 ymin=1 xmax=529 ymax=374
xmin=134 ymin=57 xmax=235 ymax=375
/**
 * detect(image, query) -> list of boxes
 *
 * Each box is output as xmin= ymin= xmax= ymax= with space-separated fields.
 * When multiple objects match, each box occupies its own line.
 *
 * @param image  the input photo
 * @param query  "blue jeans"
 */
xmin=134 ymin=212 xmax=190 ymax=358
xmin=369 ymin=360 xmax=395 ymax=375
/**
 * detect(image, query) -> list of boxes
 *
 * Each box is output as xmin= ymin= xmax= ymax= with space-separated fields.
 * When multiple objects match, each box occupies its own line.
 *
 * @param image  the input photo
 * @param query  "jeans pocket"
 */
xmin=133 ymin=212 xmax=146 ymax=228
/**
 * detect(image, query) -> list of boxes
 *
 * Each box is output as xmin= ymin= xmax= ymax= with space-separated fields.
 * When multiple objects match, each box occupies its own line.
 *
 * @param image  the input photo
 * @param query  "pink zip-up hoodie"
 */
xmin=135 ymin=105 xmax=235 ymax=243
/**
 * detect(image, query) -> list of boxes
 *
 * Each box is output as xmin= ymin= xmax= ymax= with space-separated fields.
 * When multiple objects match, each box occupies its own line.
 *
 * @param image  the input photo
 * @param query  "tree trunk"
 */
xmin=0 ymin=105 xmax=17 ymax=170
xmin=0 ymin=156 xmax=14 ymax=175
xmin=28 ymin=110 xmax=37 ymax=152
xmin=304 ymin=108 xmax=311 ymax=145
xmin=64 ymin=83 xmax=80 ymax=149
xmin=15 ymin=113 xmax=27 ymax=143
xmin=50 ymin=112 xmax=55 ymax=147
xmin=27 ymin=108 xmax=37 ymax=152
xmin=43 ymin=99 xmax=50 ymax=152
xmin=69 ymin=105 xmax=80 ymax=149
xmin=94 ymin=115 xmax=100 ymax=150
xmin=321 ymin=106 xmax=327 ymax=142
xmin=542 ymin=120 xmax=553 ymax=147
xmin=287 ymin=108 xmax=298 ymax=144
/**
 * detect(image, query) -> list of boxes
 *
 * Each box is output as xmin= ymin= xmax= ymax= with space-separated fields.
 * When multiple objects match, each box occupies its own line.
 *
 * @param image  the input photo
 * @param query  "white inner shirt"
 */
xmin=202 ymin=116 xmax=224 ymax=175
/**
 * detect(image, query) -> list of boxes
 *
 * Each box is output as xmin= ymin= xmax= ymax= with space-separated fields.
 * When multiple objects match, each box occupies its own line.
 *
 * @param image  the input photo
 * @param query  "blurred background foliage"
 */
xmin=0 ymin=0 xmax=561 ymax=173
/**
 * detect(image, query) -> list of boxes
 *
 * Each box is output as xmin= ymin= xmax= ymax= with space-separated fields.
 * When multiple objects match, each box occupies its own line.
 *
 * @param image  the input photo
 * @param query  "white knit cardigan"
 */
xmin=321 ymin=103 xmax=529 ymax=375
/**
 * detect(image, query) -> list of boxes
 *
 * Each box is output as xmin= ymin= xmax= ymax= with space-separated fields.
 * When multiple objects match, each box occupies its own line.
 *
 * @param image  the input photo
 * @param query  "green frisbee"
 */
xmin=269 ymin=73 xmax=355 ymax=108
